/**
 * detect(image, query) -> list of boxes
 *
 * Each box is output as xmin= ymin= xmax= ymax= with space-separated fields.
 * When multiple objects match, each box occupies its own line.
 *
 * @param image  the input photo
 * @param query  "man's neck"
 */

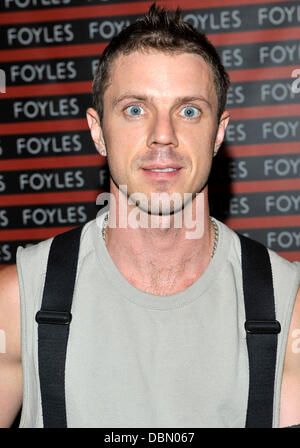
xmin=103 ymin=194 xmax=214 ymax=295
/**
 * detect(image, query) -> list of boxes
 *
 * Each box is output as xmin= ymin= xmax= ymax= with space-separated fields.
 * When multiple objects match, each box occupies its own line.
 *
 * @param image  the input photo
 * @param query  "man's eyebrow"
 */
xmin=112 ymin=94 xmax=212 ymax=108
xmin=174 ymin=95 xmax=212 ymax=109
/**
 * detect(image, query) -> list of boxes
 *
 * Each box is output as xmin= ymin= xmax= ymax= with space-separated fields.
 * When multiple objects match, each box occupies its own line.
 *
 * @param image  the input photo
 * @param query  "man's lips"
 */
xmin=142 ymin=164 xmax=182 ymax=170
xmin=140 ymin=166 xmax=182 ymax=178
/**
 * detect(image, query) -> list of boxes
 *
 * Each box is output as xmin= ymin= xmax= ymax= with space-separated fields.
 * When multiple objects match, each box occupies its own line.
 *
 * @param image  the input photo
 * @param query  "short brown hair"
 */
xmin=92 ymin=3 xmax=230 ymax=123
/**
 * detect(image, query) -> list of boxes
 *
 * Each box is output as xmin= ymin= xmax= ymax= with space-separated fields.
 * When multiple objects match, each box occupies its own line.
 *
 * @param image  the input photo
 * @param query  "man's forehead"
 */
xmin=112 ymin=49 xmax=213 ymax=77
xmin=106 ymin=50 xmax=216 ymax=102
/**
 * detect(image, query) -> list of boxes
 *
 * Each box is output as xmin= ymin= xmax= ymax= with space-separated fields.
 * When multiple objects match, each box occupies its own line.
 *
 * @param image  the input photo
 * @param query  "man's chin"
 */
xmin=128 ymin=192 xmax=194 ymax=216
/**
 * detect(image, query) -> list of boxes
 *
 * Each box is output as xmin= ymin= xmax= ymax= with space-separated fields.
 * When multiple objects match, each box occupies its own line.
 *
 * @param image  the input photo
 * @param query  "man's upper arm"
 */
xmin=280 ymin=285 xmax=300 ymax=427
xmin=285 ymin=285 xmax=300 ymax=372
xmin=0 ymin=265 xmax=22 ymax=427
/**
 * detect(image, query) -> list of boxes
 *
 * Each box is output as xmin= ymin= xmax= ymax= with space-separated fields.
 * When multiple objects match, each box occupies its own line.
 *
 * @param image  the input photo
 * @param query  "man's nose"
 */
xmin=146 ymin=111 xmax=179 ymax=148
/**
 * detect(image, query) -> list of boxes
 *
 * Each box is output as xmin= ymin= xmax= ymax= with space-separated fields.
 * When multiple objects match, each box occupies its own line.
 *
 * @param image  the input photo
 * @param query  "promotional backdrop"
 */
xmin=0 ymin=0 xmax=299 ymax=267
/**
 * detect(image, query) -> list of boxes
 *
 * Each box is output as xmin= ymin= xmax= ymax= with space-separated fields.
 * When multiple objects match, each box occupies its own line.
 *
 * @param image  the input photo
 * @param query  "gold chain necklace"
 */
xmin=101 ymin=213 xmax=219 ymax=259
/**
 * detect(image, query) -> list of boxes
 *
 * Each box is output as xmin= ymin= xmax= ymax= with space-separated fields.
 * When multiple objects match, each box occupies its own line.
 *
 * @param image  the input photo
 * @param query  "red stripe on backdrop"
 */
xmin=0 ymin=0 xmax=291 ymax=24
xmin=0 ymin=155 xmax=105 ymax=171
xmin=210 ymin=27 xmax=300 ymax=46
xmin=225 ymin=215 xmax=300 ymax=229
xmin=277 ymin=251 xmax=300 ymax=262
xmin=0 ymin=43 xmax=107 ymax=62
xmin=228 ymin=105 xmax=300 ymax=120
xmin=0 ymin=1 xmax=153 ymax=24
xmin=211 ymin=179 xmax=300 ymax=194
xmin=0 ymin=119 xmax=88 ymax=134
xmin=3 ymin=82 xmax=93 ymax=98
xmin=0 ymin=227 xmax=75 ymax=241
xmin=165 ymin=0 xmax=300 ymax=8
xmin=222 ymin=142 xmax=300 ymax=158
xmin=1 ymin=190 xmax=102 ymax=206
xmin=229 ymin=67 xmax=299 ymax=83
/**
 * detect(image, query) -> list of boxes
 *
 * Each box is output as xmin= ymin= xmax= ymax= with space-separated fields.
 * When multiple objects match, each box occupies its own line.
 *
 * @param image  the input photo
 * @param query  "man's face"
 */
xmin=90 ymin=50 xmax=229 ymax=214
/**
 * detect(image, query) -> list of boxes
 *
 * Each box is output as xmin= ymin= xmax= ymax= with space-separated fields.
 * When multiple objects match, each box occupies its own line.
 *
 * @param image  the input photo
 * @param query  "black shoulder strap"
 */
xmin=238 ymin=233 xmax=281 ymax=428
xmin=35 ymin=225 xmax=83 ymax=428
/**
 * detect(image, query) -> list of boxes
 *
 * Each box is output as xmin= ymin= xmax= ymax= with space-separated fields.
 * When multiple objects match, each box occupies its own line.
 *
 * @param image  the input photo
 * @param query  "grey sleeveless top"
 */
xmin=16 ymin=213 xmax=300 ymax=428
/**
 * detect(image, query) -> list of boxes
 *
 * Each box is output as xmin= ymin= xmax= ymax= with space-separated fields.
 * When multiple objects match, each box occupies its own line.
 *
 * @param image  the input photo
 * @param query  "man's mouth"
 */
xmin=142 ymin=163 xmax=182 ymax=172
xmin=144 ymin=167 xmax=180 ymax=172
xmin=141 ymin=165 xmax=183 ymax=179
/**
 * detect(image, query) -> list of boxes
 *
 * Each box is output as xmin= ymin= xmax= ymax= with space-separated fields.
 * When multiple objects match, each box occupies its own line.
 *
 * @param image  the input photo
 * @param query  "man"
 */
xmin=0 ymin=4 xmax=299 ymax=428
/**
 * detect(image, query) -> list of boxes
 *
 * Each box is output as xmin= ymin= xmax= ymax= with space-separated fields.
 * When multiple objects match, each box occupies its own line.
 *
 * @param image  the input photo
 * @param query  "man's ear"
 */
xmin=86 ymin=107 xmax=106 ymax=156
xmin=213 ymin=111 xmax=230 ymax=157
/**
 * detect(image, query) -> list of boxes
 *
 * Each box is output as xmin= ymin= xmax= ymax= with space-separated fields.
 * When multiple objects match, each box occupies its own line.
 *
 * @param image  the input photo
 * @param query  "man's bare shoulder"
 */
xmin=280 ymin=285 xmax=300 ymax=427
xmin=0 ymin=264 xmax=19 ymax=290
xmin=0 ymin=265 xmax=23 ymax=428
xmin=291 ymin=285 xmax=300 ymax=331
xmin=286 ymin=285 xmax=300 ymax=367
xmin=0 ymin=265 xmax=21 ymax=362
xmin=0 ymin=264 xmax=19 ymax=307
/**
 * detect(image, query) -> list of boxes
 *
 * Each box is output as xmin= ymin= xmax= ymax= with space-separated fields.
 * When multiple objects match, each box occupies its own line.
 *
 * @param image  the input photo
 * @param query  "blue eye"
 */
xmin=180 ymin=106 xmax=200 ymax=118
xmin=125 ymin=105 xmax=145 ymax=116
